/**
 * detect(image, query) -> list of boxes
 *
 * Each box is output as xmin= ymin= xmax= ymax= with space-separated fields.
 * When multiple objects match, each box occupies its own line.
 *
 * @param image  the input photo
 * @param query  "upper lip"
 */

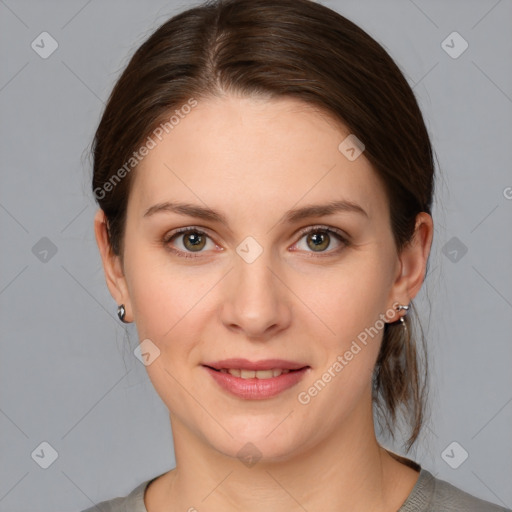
xmin=203 ymin=358 xmax=308 ymax=371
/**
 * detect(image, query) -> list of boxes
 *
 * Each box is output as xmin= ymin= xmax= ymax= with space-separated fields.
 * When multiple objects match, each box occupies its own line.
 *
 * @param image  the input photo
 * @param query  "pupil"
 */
xmin=189 ymin=233 xmax=201 ymax=245
xmin=185 ymin=232 xmax=205 ymax=250
xmin=309 ymin=232 xmax=329 ymax=251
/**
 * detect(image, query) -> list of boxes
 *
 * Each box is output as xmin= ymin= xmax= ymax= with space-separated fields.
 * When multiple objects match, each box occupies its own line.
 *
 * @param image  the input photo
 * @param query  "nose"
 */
xmin=219 ymin=247 xmax=292 ymax=340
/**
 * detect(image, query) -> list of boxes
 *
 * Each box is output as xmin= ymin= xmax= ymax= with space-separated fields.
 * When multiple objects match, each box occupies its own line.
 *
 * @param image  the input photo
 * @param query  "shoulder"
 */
xmin=400 ymin=468 xmax=511 ymax=512
xmin=79 ymin=478 xmax=153 ymax=512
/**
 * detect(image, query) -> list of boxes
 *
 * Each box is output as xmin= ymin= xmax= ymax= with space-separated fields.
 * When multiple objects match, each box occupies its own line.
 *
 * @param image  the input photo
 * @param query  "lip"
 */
xmin=202 ymin=359 xmax=310 ymax=400
xmin=203 ymin=358 xmax=307 ymax=371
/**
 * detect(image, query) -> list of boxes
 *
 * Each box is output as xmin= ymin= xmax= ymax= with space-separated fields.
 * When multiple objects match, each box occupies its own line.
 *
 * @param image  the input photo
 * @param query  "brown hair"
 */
xmin=92 ymin=0 xmax=434 ymax=449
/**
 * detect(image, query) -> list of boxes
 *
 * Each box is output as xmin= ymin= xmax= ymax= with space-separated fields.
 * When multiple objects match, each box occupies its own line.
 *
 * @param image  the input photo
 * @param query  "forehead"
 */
xmin=129 ymin=95 xmax=388 ymax=221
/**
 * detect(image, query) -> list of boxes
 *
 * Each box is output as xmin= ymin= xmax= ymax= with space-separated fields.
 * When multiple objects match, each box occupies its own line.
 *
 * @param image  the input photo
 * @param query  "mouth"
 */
xmin=210 ymin=368 xmax=294 ymax=379
xmin=202 ymin=359 xmax=310 ymax=399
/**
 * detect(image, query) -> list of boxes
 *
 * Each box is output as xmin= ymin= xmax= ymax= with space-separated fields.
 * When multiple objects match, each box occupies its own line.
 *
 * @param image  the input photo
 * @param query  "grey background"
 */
xmin=1 ymin=0 xmax=511 ymax=510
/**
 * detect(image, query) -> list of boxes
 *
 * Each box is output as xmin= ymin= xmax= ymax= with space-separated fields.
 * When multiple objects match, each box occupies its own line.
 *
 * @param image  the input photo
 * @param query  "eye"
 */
xmin=163 ymin=225 xmax=349 ymax=259
xmin=163 ymin=227 xmax=218 ymax=258
xmin=292 ymin=225 xmax=349 ymax=256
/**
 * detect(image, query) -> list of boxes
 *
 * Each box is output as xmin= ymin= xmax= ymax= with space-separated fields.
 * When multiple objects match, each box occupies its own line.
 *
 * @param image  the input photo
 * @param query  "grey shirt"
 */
xmin=81 ymin=467 xmax=511 ymax=511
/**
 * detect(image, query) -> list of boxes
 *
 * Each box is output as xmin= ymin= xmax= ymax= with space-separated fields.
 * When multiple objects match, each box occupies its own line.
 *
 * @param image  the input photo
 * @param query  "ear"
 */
xmin=387 ymin=212 xmax=433 ymax=319
xmin=94 ymin=209 xmax=133 ymax=322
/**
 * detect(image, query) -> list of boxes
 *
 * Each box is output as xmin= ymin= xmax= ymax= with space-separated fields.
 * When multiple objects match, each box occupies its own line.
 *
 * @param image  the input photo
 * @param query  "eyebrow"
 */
xmin=143 ymin=199 xmax=369 ymax=224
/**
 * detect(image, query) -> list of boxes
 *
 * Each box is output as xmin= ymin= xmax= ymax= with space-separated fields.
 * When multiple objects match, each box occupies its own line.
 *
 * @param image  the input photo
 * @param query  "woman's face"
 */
xmin=102 ymin=95 xmax=426 ymax=461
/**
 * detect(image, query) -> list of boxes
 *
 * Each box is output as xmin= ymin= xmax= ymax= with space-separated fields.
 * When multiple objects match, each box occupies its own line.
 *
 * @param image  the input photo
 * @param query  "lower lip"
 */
xmin=203 ymin=366 xmax=309 ymax=399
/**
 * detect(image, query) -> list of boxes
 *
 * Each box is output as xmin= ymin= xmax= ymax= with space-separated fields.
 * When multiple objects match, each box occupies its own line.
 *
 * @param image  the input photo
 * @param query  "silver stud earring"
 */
xmin=395 ymin=303 xmax=410 ymax=324
xmin=117 ymin=304 xmax=128 ymax=323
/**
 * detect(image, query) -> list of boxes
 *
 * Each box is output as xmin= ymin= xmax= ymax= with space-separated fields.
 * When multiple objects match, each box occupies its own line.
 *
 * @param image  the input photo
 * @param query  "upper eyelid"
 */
xmin=295 ymin=224 xmax=348 ymax=240
xmin=164 ymin=225 xmax=210 ymax=238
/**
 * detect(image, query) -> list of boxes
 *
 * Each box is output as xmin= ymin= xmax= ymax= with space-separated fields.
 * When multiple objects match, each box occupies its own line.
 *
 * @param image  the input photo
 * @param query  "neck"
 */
xmin=152 ymin=408 xmax=419 ymax=512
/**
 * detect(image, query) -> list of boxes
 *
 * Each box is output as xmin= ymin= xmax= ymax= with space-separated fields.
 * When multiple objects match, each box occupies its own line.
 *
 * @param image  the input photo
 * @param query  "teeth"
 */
xmin=224 ymin=368 xmax=291 ymax=379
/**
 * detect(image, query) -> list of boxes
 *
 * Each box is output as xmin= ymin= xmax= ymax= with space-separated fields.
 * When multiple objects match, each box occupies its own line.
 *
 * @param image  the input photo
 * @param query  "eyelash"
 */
xmin=163 ymin=225 xmax=350 ymax=259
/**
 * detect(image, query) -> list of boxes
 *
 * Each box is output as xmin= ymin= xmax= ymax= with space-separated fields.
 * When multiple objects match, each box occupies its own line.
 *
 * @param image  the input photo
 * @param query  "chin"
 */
xmin=204 ymin=415 xmax=311 ymax=464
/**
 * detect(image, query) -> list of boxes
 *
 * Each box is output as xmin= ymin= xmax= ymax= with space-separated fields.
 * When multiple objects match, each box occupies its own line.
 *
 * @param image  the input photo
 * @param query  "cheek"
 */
xmin=123 ymin=250 xmax=216 ymax=417
xmin=290 ymin=256 xmax=390 ymax=404
xmin=123 ymin=245 xmax=198 ymax=342
xmin=291 ymin=254 xmax=390 ymax=340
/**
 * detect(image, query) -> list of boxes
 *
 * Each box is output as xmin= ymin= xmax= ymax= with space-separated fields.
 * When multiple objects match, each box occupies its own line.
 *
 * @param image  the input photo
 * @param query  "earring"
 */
xmin=395 ymin=303 xmax=410 ymax=324
xmin=117 ymin=304 xmax=128 ymax=323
